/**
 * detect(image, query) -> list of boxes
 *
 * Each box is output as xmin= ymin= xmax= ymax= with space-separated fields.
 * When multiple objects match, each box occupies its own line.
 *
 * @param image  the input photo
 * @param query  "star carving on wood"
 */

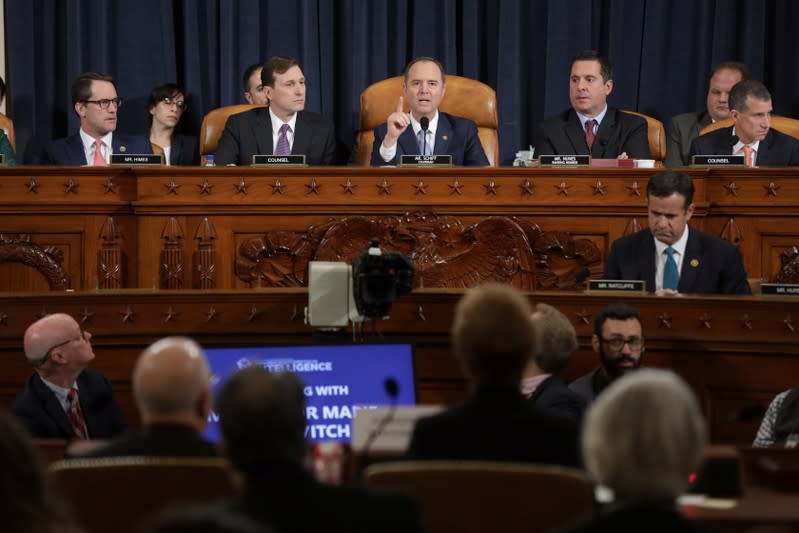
xmin=483 ymin=179 xmax=499 ymax=195
xmin=785 ymin=314 xmax=795 ymax=332
xmin=305 ymin=178 xmax=320 ymax=195
xmin=657 ymin=312 xmax=673 ymax=329
xmin=234 ymin=178 xmax=248 ymax=195
xmin=0 ymin=311 xmax=8 ymax=325
xmin=575 ymin=309 xmax=591 ymax=325
xmin=626 ymin=180 xmax=641 ymax=197
xmin=64 ymin=179 xmax=79 ymax=194
xmin=413 ymin=179 xmax=427 ymax=195
xmin=272 ymin=178 xmax=285 ymax=194
xmin=103 ymin=178 xmax=117 ymax=194
xmin=555 ymin=180 xmax=570 ymax=196
xmin=80 ymin=307 xmax=95 ymax=324
xmin=724 ymin=181 xmax=739 ymax=196
xmin=739 ymin=314 xmax=753 ymax=330
xmin=248 ymin=305 xmax=263 ymax=322
xmin=416 ymin=305 xmax=426 ymax=321
xmin=26 ymin=178 xmax=40 ymax=193
xmin=206 ymin=307 xmax=218 ymax=322
xmin=519 ymin=179 xmax=534 ymax=196
xmin=449 ymin=179 xmax=463 ymax=195
xmin=165 ymin=179 xmax=181 ymax=194
xmin=162 ymin=306 xmax=179 ymax=323
xmin=764 ymin=181 xmax=780 ymax=197
xmin=697 ymin=312 xmax=713 ymax=329
xmin=377 ymin=178 xmax=392 ymax=195
xmin=120 ymin=305 xmax=135 ymax=324
xmin=591 ymin=179 xmax=607 ymax=196
xmin=198 ymin=179 xmax=214 ymax=195
xmin=340 ymin=178 xmax=357 ymax=194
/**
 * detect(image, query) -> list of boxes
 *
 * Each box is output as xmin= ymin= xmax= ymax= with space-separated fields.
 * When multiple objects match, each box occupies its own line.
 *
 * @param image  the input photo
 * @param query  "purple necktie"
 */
xmin=275 ymin=123 xmax=291 ymax=156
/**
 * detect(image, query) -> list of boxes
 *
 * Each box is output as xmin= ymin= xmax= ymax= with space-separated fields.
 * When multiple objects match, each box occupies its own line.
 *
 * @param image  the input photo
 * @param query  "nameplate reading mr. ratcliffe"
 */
xmin=761 ymin=283 xmax=799 ymax=296
xmin=110 ymin=154 xmax=164 ymax=166
xmin=588 ymin=279 xmax=646 ymax=293
xmin=539 ymin=155 xmax=590 ymax=167
xmin=691 ymin=155 xmax=745 ymax=166
xmin=399 ymin=155 xmax=453 ymax=167
xmin=251 ymin=155 xmax=307 ymax=167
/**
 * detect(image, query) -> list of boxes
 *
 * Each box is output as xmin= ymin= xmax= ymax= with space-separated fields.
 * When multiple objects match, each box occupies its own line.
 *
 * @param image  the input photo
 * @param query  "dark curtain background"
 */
xmin=6 ymin=0 xmax=799 ymax=165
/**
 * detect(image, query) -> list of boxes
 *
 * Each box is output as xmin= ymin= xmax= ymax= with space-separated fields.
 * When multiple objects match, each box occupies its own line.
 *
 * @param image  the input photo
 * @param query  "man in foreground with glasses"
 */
xmin=43 ymin=71 xmax=150 ymax=165
xmin=569 ymin=302 xmax=644 ymax=405
xmin=11 ymin=313 xmax=127 ymax=439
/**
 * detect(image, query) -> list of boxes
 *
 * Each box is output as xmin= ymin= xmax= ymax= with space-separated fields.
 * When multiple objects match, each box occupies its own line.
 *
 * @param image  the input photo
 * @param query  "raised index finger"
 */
xmin=396 ymin=96 xmax=404 ymax=113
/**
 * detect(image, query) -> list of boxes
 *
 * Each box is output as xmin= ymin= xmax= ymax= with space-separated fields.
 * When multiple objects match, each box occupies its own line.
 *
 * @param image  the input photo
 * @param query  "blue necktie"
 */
xmin=275 ymin=123 xmax=291 ymax=155
xmin=417 ymin=129 xmax=431 ymax=155
xmin=663 ymin=246 xmax=680 ymax=290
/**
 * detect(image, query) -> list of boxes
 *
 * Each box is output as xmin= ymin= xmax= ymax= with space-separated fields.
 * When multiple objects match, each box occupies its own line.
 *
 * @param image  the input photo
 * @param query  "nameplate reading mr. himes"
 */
xmin=110 ymin=154 xmax=164 ymax=166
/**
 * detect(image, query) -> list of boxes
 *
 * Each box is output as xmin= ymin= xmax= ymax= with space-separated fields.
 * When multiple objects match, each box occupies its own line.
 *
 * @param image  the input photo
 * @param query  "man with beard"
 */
xmin=569 ymin=303 xmax=644 ymax=405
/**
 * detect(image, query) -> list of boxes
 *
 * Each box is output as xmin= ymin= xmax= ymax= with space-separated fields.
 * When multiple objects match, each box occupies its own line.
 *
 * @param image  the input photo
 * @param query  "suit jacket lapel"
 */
xmin=593 ymin=109 xmax=617 ymax=158
xmin=639 ymin=234 xmax=657 ymax=292
xmin=434 ymin=113 xmax=452 ymax=156
xmin=565 ymin=112 xmax=589 ymax=155
xmin=258 ymin=110 xmax=275 ymax=155
xmin=33 ymin=374 xmax=74 ymax=437
xmin=755 ymin=130 xmax=775 ymax=166
xmin=291 ymin=112 xmax=311 ymax=157
xmin=678 ymin=228 xmax=702 ymax=294
xmin=398 ymin=126 xmax=419 ymax=157
xmin=67 ymin=134 xmax=88 ymax=165
xmin=170 ymin=135 xmax=183 ymax=165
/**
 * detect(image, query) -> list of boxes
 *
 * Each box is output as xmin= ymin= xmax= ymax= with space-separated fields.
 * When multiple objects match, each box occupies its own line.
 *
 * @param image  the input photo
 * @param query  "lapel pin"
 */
xmin=690 ymin=259 xmax=699 ymax=267
xmin=119 ymin=145 xmax=127 ymax=152
xmin=442 ymin=135 xmax=448 ymax=141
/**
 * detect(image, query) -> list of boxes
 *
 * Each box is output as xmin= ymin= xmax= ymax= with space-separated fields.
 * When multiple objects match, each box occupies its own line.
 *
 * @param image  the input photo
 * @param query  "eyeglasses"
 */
xmin=82 ymin=98 xmax=123 ymax=110
xmin=600 ymin=336 xmax=644 ymax=350
xmin=30 ymin=329 xmax=90 ymax=367
xmin=161 ymin=97 xmax=187 ymax=111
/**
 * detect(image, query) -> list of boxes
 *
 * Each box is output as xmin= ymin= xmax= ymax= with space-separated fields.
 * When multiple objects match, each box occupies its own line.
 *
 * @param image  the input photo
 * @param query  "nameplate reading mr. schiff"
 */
xmin=691 ymin=155 xmax=745 ymax=166
xmin=760 ymin=283 xmax=799 ymax=296
xmin=251 ymin=155 xmax=307 ymax=167
xmin=588 ymin=279 xmax=646 ymax=293
xmin=399 ymin=155 xmax=453 ymax=167
xmin=110 ymin=154 xmax=164 ymax=166
xmin=539 ymin=155 xmax=590 ymax=167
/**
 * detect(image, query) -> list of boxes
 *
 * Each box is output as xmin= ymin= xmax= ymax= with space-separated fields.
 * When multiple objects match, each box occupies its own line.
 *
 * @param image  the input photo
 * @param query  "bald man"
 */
xmin=12 ymin=313 xmax=127 ymax=439
xmin=81 ymin=336 xmax=217 ymax=458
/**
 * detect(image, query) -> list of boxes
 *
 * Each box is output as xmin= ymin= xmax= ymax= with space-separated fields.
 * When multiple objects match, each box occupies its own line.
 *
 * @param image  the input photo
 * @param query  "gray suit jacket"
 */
xmin=665 ymin=111 xmax=712 ymax=167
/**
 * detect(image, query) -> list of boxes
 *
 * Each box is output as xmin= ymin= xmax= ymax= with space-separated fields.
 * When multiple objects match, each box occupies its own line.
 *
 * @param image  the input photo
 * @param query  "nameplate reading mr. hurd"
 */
xmin=691 ymin=155 xmax=745 ymax=166
xmin=539 ymin=155 xmax=590 ymax=167
xmin=111 ymin=154 xmax=164 ymax=166
xmin=588 ymin=279 xmax=646 ymax=293
xmin=760 ymin=283 xmax=799 ymax=296
xmin=399 ymin=155 xmax=453 ymax=167
xmin=251 ymin=155 xmax=307 ymax=167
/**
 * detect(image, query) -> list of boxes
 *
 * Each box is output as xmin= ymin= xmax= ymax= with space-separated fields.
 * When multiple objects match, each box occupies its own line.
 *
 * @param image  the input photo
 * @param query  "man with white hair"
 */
xmin=12 ymin=313 xmax=127 ymax=439
xmin=82 ymin=336 xmax=217 ymax=457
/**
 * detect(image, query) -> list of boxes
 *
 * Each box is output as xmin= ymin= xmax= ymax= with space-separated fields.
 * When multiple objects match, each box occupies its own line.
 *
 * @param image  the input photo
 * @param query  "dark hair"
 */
xmin=146 ymin=507 xmax=272 ymax=533
xmin=571 ymin=50 xmax=612 ymax=82
xmin=646 ymin=170 xmax=695 ymax=208
xmin=593 ymin=303 xmax=642 ymax=337
xmin=216 ymin=367 xmax=306 ymax=472
xmin=728 ymin=79 xmax=771 ymax=113
xmin=147 ymin=83 xmax=185 ymax=124
xmin=402 ymin=57 xmax=446 ymax=85
xmin=0 ymin=76 xmax=6 ymax=101
xmin=710 ymin=61 xmax=750 ymax=82
xmin=71 ymin=72 xmax=115 ymax=106
xmin=260 ymin=56 xmax=300 ymax=88
xmin=242 ymin=63 xmax=262 ymax=93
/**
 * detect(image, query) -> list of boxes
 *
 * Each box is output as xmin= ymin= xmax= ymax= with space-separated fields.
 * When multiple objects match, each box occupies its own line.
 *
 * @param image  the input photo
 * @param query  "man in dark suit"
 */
xmin=690 ymin=79 xmax=799 ymax=166
xmin=370 ymin=56 xmax=489 ymax=166
xmin=43 ymin=72 xmax=150 ymax=165
xmin=215 ymin=56 xmax=337 ymax=166
xmin=665 ymin=61 xmax=748 ymax=167
xmin=12 ymin=313 xmax=127 ymax=439
xmin=215 ymin=367 xmax=425 ymax=533
xmin=521 ymin=303 xmax=585 ymax=423
xmin=533 ymin=50 xmax=649 ymax=160
xmin=81 ymin=336 xmax=217 ymax=458
xmin=407 ymin=283 xmax=580 ymax=467
xmin=603 ymin=170 xmax=751 ymax=295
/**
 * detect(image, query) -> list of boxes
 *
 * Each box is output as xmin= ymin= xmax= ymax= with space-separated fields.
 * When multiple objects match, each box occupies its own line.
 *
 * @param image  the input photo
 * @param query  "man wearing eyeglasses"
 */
xmin=42 ymin=72 xmax=150 ymax=165
xmin=569 ymin=303 xmax=645 ymax=405
xmin=11 ymin=313 xmax=127 ymax=439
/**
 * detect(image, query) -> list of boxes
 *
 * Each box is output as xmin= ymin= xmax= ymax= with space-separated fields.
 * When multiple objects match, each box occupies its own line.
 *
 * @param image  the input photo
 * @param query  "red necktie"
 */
xmin=93 ymin=139 xmax=106 ymax=166
xmin=67 ymin=387 xmax=89 ymax=440
xmin=743 ymin=145 xmax=754 ymax=167
xmin=585 ymin=119 xmax=596 ymax=151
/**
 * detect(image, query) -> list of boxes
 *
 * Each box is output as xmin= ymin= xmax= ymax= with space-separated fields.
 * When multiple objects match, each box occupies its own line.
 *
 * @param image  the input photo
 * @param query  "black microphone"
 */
xmin=728 ymin=135 xmax=739 ymax=148
xmin=419 ymin=117 xmax=429 ymax=155
xmin=574 ymin=267 xmax=591 ymax=283
xmin=361 ymin=378 xmax=400 ymax=458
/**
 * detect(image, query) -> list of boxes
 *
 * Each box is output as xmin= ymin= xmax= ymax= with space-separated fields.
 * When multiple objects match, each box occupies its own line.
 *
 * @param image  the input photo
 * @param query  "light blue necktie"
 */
xmin=663 ymin=246 xmax=680 ymax=290
xmin=275 ymin=123 xmax=291 ymax=155
xmin=417 ymin=129 xmax=432 ymax=155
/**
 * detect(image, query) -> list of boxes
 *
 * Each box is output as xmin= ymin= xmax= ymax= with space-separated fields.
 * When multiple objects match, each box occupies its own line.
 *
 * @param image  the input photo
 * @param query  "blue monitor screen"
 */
xmin=204 ymin=343 xmax=417 ymax=444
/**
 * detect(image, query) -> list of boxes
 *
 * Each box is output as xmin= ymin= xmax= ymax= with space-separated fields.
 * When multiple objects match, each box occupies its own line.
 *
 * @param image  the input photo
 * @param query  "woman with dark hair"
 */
xmin=148 ymin=83 xmax=198 ymax=165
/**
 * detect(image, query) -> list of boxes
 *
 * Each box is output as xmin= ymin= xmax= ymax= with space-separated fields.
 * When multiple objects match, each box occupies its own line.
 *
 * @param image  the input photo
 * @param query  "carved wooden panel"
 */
xmin=160 ymin=218 xmax=184 ymax=289
xmin=774 ymin=246 xmax=799 ymax=284
xmin=0 ymin=234 xmax=69 ymax=290
xmin=98 ymin=217 xmax=123 ymax=289
xmin=193 ymin=218 xmax=217 ymax=289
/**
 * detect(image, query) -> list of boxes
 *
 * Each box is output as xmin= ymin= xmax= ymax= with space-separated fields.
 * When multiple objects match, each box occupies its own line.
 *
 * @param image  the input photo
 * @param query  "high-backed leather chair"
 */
xmin=621 ymin=110 xmax=665 ymax=161
xmin=364 ymin=460 xmax=593 ymax=533
xmin=199 ymin=104 xmax=265 ymax=163
xmin=699 ymin=115 xmax=799 ymax=141
xmin=358 ymin=75 xmax=499 ymax=166
xmin=0 ymin=111 xmax=16 ymax=153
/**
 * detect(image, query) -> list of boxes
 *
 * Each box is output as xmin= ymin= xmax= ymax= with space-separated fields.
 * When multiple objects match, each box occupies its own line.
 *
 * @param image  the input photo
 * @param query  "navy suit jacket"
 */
xmin=528 ymin=374 xmax=586 ymax=424
xmin=533 ymin=107 xmax=650 ymax=159
xmin=370 ymin=111 xmax=489 ymax=166
xmin=11 ymin=368 xmax=128 ymax=439
xmin=43 ymin=132 xmax=151 ymax=165
xmin=603 ymin=227 xmax=752 ymax=295
xmin=689 ymin=126 xmax=799 ymax=166
xmin=79 ymin=423 xmax=217 ymax=458
xmin=214 ymin=108 xmax=337 ymax=166
xmin=154 ymin=134 xmax=198 ymax=166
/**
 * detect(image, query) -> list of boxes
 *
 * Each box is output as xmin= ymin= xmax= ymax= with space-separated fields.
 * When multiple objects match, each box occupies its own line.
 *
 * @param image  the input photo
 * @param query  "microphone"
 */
xmin=419 ymin=117 xmax=429 ymax=155
xmin=574 ymin=267 xmax=591 ymax=283
xmin=361 ymin=378 xmax=400 ymax=458
xmin=728 ymin=135 xmax=739 ymax=148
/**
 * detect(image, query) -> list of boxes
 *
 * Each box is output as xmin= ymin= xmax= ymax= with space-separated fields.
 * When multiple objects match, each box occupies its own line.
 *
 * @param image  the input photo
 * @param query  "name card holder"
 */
xmin=399 ymin=155 xmax=452 ymax=167
xmin=251 ymin=155 xmax=307 ymax=167
xmin=111 ymin=154 xmax=164 ymax=166
xmin=691 ymin=155 xmax=745 ymax=166
xmin=761 ymin=283 xmax=799 ymax=296
xmin=587 ymin=279 xmax=647 ymax=293
xmin=538 ymin=155 xmax=590 ymax=167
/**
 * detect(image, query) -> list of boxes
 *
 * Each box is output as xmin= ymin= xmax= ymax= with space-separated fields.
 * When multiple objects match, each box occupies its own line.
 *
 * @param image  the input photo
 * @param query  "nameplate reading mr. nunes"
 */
xmin=110 ymin=154 xmax=163 ymax=166
xmin=760 ymin=283 xmax=799 ymax=296
xmin=588 ymin=279 xmax=646 ymax=293
xmin=399 ymin=155 xmax=453 ymax=167
xmin=691 ymin=155 xmax=745 ymax=166
xmin=252 ymin=155 xmax=307 ymax=167
xmin=539 ymin=155 xmax=590 ymax=167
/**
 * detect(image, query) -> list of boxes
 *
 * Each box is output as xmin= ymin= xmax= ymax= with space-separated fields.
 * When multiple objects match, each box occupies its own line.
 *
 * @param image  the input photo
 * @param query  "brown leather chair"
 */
xmin=50 ymin=457 xmax=238 ymax=533
xmin=199 ymin=104 xmax=265 ymax=163
xmin=0 ymin=111 xmax=16 ymax=153
xmin=699 ymin=115 xmax=799 ymax=141
xmin=621 ymin=110 xmax=666 ymax=161
xmin=363 ymin=460 xmax=593 ymax=533
xmin=358 ymin=75 xmax=499 ymax=166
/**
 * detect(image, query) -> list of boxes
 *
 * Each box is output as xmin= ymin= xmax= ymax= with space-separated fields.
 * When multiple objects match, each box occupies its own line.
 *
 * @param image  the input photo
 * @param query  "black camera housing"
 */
xmin=352 ymin=238 xmax=414 ymax=319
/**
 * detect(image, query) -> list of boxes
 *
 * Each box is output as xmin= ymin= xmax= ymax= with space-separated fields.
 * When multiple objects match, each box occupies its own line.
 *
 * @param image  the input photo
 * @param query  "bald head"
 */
xmin=23 ymin=314 xmax=94 ymax=385
xmin=133 ymin=336 xmax=211 ymax=428
xmin=24 ymin=313 xmax=79 ymax=364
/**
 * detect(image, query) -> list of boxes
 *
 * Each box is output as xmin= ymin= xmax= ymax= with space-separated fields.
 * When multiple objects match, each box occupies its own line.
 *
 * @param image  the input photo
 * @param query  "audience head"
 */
xmin=591 ymin=303 xmax=644 ymax=380
xmin=706 ymin=61 xmax=749 ymax=121
xmin=216 ymin=366 xmax=306 ymax=473
xmin=452 ymin=283 xmax=535 ymax=387
xmin=147 ymin=507 xmax=273 ymax=533
xmin=23 ymin=313 xmax=94 ymax=382
xmin=243 ymin=63 xmax=267 ymax=105
xmin=71 ymin=72 xmax=121 ymax=138
xmin=569 ymin=50 xmax=613 ymax=118
xmin=582 ymin=369 xmax=707 ymax=502
xmin=147 ymin=83 xmax=187 ymax=128
xmin=646 ymin=170 xmax=695 ymax=246
xmin=729 ymin=79 xmax=773 ymax=145
xmin=402 ymin=56 xmax=446 ymax=121
xmin=528 ymin=302 xmax=578 ymax=375
xmin=132 ymin=336 xmax=212 ymax=432
xmin=260 ymin=56 xmax=304 ymax=120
